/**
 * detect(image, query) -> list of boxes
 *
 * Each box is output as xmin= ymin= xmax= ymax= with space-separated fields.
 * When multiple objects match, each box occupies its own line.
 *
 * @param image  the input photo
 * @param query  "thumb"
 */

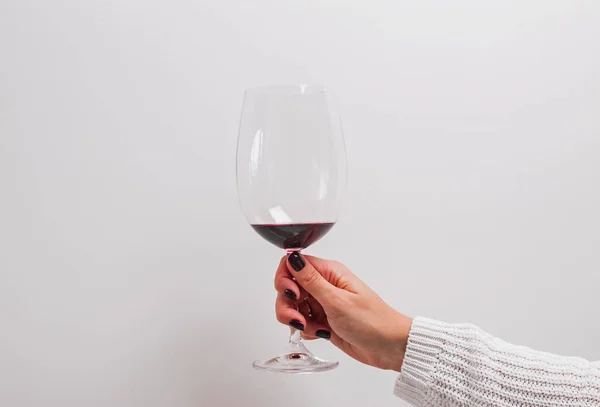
xmin=286 ymin=252 xmax=333 ymax=304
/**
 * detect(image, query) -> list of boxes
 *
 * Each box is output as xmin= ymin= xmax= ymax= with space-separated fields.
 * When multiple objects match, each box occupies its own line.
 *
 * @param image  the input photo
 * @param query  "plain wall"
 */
xmin=1 ymin=1 xmax=599 ymax=406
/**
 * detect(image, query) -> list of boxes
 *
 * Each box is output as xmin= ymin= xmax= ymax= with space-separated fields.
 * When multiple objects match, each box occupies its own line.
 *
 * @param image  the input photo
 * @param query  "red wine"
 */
xmin=251 ymin=222 xmax=335 ymax=250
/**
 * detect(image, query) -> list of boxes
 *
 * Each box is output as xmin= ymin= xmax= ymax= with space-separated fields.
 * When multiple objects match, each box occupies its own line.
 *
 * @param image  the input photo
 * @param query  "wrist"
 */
xmin=382 ymin=311 xmax=413 ymax=372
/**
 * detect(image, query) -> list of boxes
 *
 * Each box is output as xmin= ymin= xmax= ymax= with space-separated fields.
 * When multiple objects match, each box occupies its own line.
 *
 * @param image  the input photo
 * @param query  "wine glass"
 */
xmin=236 ymin=85 xmax=347 ymax=373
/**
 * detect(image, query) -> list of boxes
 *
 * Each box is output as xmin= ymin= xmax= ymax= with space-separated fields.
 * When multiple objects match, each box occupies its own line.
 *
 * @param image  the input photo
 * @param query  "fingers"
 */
xmin=275 ymin=294 xmax=332 ymax=339
xmin=304 ymin=255 xmax=362 ymax=293
xmin=301 ymin=329 xmax=334 ymax=341
xmin=274 ymin=256 xmax=301 ymax=300
xmin=286 ymin=252 xmax=335 ymax=305
xmin=300 ymin=333 xmax=318 ymax=341
xmin=275 ymin=293 xmax=306 ymax=328
xmin=274 ymin=254 xmax=337 ymax=340
xmin=276 ymin=277 xmax=301 ymax=301
xmin=302 ymin=325 xmax=332 ymax=340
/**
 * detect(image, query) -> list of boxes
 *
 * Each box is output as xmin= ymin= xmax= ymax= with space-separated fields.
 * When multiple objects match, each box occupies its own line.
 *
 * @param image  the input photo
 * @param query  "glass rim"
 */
xmin=244 ymin=84 xmax=327 ymax=95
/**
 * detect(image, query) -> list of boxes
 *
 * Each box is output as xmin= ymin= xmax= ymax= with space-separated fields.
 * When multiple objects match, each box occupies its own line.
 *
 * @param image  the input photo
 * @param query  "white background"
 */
xmin=1 ymin=1 xmax=599 ymax=406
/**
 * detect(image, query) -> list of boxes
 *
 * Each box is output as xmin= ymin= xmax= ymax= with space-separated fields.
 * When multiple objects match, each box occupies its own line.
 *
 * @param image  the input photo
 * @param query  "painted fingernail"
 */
xmin=288 ymin=252 xmax=305 ymax=272
xmin=316 ymin=330 xmax=331 ymax=339
xmin=284 ymin=289 xmax=297 ymax=301
xmin=289 ymin=319 xmax=304 ymax=331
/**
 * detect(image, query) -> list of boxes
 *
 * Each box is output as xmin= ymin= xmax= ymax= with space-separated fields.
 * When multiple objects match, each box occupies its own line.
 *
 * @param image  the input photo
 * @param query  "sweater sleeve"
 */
xmin=394 ymin=317 xmax=600 ymax=406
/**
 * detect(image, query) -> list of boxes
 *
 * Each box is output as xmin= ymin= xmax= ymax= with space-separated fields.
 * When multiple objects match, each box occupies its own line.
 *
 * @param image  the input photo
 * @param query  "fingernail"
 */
xmin=284 ymin=289 xmax=297 ymax=301
xmin=316 ymin=330 xmax=331 ymax=339
xmin=288 ymin=252 xmax=305 ymax=272
xmin=289 ymin=319 xmax=304 ymax=331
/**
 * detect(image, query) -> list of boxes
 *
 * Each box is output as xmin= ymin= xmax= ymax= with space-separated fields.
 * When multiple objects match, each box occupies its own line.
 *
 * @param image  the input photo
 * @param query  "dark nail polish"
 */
xmin=289 ymin=319 xmax=304 ymax=331
xmin=316 ymin=330 xmax=331 ymax=339
xmin=284 ymin=289 xmax=297 ymax=301
xmin=288 ymin=252 xmax=305 ymax=272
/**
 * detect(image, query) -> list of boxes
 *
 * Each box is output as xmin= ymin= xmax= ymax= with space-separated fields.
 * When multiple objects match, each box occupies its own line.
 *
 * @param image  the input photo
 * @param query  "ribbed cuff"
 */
xmin=394 ymin=317 xmax=453 ymax=405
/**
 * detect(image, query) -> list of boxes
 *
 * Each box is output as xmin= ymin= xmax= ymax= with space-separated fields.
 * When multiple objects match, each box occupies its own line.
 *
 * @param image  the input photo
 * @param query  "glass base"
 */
xmin=253 ymin=340 xmax=338 ymax=374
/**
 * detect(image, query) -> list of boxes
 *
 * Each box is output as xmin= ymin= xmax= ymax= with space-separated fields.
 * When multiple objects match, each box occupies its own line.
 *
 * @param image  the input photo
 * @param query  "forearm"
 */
xmin=395 ymin=317 xmax=600 ymax=406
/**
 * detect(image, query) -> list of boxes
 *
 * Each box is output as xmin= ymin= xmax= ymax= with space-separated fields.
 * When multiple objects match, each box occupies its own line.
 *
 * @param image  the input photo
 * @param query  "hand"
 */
xmin=274 ymin=252 xmax=413 ymax=372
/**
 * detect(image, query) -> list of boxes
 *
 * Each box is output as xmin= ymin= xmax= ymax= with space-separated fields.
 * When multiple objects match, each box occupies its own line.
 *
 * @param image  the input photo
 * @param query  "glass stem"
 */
xmin=289 ymin=328 xmax=302 ymax=345
xmin=286 ymin=249 xmax=303 ymax=350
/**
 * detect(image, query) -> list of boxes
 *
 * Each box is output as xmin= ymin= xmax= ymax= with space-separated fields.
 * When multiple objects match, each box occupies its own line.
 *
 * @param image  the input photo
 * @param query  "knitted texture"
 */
xmin=395 ymin=317 xmax=600 ymax=406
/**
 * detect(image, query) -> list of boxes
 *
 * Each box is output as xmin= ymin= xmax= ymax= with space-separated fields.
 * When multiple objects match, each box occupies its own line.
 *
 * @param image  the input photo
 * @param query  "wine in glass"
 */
xmin=236 ymin=85 xmax=347 ymax=373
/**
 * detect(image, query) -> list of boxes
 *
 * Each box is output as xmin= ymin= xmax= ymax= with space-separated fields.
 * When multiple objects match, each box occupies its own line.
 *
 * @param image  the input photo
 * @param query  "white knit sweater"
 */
xmin=395 ymin=317 xmax=600 ymax=406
